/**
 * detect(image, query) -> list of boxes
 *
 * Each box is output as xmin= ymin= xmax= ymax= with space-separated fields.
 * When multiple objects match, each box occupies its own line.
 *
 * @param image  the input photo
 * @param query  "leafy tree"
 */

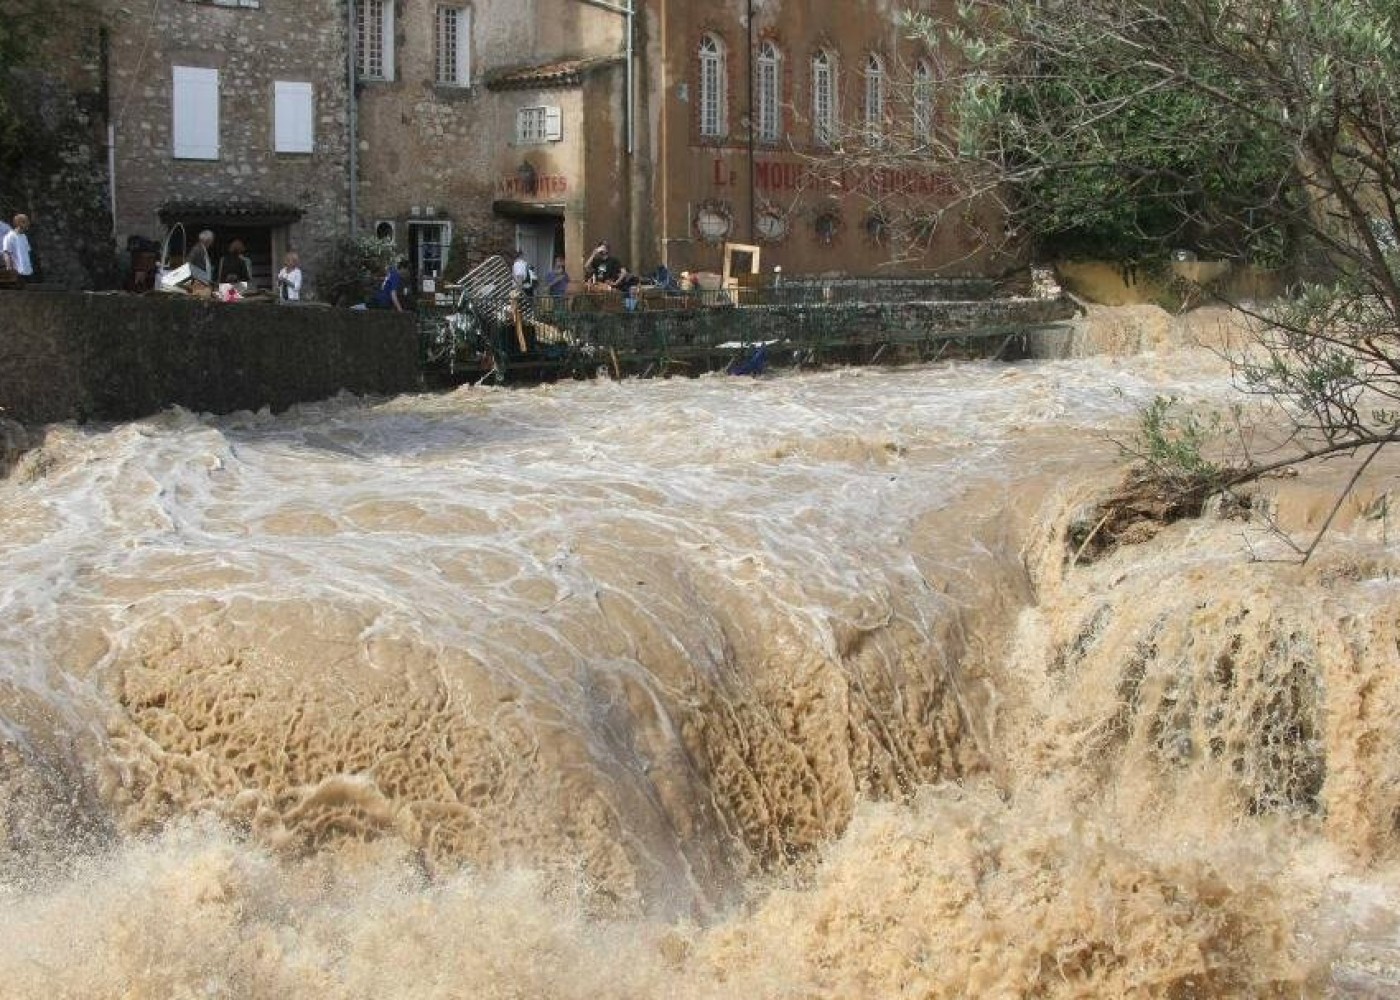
xmin=817 ymin=0 xmax=1400 ymax=553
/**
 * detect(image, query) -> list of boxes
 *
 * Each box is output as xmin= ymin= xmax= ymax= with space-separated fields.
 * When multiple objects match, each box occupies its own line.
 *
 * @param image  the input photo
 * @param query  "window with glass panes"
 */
xmin=357 ymin=0 xmax=390 ymax=79
xmin=436 ymin=7 xmax=469 ymax=86
xmin=913 ymin=60 xmax=933 ymax=142
xmin=864 ymin=54 xmax=884 ymax=142
xmin=757 ymin=41 xmax=781 ymax=142
xmin=812 ymin=50 xmax=835 ymax=146
xmin=699 ymin=35 xmax=726 ymax=137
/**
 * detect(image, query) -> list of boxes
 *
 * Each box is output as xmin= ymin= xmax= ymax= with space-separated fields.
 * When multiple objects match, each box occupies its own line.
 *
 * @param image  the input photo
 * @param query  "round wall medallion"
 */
xmin=756 ymin=210 xmax=789 ymax=242
xmin=695 ymin=205 xmax=733 ymax=242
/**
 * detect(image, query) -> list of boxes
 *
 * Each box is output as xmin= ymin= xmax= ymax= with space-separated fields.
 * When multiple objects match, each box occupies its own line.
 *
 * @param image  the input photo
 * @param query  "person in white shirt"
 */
xmin=511 ymin=250 xmax=530 ymax=289
xmin=276 ymin=250 xmax=303 ymax=302
xmin=2 ymin=214 xmax=34 ymax=285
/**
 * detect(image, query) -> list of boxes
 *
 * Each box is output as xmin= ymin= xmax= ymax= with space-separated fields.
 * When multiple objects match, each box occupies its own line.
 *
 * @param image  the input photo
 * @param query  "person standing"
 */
xmin=511 ymin=250 xmax=537 ymax=294
xmin=276 ymin=251 xmax=303 ymax=302
xmin=2 ymin=214 xmax=34 ymax=286
xmin=219 ymin=239 xmax=253 ymax=287
xmin=187 ymin=229 xmax=214 ymax=278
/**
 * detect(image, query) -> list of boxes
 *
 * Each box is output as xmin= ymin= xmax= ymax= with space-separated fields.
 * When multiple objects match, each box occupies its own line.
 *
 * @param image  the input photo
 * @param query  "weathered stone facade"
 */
xmin=352 ymin=0 xmax=1000 ymax=294
xmin=27 ymin=0 xmax=1000 ymax=297
xmin=103 ymin=0 xmax=352 ymax=297
xmin=642 ymin=0 xmax=999 ymax=279
xmin=352 ymin=0 xmax=628 ymax=293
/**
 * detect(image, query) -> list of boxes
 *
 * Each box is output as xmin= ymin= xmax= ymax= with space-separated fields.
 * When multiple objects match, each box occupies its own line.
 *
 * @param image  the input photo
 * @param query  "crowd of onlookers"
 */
xmin=0 ymin=214 xmax=689 ymax=313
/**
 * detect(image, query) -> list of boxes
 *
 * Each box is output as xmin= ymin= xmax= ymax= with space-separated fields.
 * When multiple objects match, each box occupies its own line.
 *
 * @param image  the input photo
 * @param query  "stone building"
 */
xmin=353 ymin=0 xmax=992 ymax=290
xmin=641 ymin=0 xmax=993 ymax=279
xmin=41 ymin=0 xmax=990 ymax=295
xmin=351 ymin=0 xmax=630 ymax=289
xmin=103 ymin=0 xmax=352 ymax=294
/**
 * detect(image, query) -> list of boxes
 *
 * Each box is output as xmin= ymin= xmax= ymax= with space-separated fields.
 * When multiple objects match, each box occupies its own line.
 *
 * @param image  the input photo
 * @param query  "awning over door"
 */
xmin=158 ymin=201 xmax=304 ymax=227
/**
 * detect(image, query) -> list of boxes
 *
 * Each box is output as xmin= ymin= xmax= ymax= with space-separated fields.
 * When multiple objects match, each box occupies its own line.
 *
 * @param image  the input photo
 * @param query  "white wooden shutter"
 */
xmin=173 ymin=66 xmax=220 ymax=160
xmin=274 ymin=81 xmax=314 ymax=153
xmin=544 ymin=106 xmax=563 ymax=141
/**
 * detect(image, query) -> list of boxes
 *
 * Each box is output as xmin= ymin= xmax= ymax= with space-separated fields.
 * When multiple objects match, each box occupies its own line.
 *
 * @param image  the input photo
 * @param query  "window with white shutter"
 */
xmin=173 ymin=66 xmax=220 ymax=160
xmin=274 ymin=81 xmax=314 ymax=154
xmin=517 ymin=106 xmax=562 ymax=144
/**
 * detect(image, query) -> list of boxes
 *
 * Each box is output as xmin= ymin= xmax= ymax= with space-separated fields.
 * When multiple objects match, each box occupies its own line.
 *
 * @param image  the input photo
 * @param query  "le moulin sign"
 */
xmin=710 ymin=156 xmax=951 ymax=197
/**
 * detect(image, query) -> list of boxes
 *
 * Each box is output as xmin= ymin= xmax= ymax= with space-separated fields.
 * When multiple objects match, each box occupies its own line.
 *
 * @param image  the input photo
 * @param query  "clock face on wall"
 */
xmin=756 ymin=210 xmax=788 ymax=242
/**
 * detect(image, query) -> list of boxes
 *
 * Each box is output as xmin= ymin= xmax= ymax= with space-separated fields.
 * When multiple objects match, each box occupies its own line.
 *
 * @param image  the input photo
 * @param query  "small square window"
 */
xmin=516 ymin=106 xmax=562 ymax=144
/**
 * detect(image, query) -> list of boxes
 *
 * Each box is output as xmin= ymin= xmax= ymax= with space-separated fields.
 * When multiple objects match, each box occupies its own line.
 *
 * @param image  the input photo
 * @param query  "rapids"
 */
xmin=1 ymin=305 xmax=1399 ymax=996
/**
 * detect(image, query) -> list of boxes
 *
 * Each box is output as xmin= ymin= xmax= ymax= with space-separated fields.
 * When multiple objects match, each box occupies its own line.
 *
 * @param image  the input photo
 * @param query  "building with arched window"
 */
xmin=78 ymin=0 xmax=985 ymax=293
xmin=644 ymin=0 xmax=992 ymax=278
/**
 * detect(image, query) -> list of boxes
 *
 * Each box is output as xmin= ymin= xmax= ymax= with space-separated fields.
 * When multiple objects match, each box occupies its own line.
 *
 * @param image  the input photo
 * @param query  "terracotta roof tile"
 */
xmin=483 ymin=56 xmax=621 ymax=92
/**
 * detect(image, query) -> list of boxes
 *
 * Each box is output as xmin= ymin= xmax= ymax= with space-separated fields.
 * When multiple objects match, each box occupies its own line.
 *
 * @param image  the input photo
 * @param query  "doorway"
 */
xmin=515 ymin=220 xmax=563 ymax=284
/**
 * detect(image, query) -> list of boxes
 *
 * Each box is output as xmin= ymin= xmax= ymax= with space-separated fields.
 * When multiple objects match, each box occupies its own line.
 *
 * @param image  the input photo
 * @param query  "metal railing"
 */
xmin=419 ymin=266 xmax=1066 ymax=381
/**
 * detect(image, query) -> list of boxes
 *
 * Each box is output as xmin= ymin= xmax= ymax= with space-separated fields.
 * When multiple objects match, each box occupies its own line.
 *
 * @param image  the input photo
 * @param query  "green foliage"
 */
xmin=917 ymin=4 xmax=1295 ymax=264
xmin=1128 ymin=396 xmax=1227 ymax=493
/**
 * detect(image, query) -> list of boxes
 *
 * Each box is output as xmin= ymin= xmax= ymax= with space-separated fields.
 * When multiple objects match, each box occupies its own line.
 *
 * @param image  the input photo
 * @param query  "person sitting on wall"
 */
xmin=586 ymin=244 xmax=623 ymax=288
xmin=582 ymin=240 xmax=610 ymax=279
xmin=219 ymin=239 xmax=253 ymax=287
xmin=368 ymin=258 xmax=405 ymax=311
xmin=611 ymin=266 xmax=642 ymax=309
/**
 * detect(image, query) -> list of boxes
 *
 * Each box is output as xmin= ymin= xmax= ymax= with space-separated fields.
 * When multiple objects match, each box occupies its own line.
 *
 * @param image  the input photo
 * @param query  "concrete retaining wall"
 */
xmin=0 ymin=291 xmax=419 ymax=425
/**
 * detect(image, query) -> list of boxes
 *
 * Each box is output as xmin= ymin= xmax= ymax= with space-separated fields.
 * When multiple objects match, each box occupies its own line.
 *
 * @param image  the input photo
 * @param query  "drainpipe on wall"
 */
xmin=746 ymin=0 xmax=755 ymax=244
xmin=347 ymin=0 xmax=359 ymax=235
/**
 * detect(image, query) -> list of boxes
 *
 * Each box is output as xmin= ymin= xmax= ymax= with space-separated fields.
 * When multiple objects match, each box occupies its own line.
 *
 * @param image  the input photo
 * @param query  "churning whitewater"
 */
xmin=2 ymin=306 xmax=1400 ymax=997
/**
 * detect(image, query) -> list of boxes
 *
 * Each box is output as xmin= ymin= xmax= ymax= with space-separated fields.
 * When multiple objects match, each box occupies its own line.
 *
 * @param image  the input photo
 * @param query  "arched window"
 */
xmin=913 ymin=59 xmax=934 ymax=144
xmin=812 ymin=49 xmax=835 ymax=146
xmin=756 ymin=41 xmax=782 ymax=142
xmin=864 ymin=53 xmax=885 ymax=143
xmin=699 ymin=34 xmax=727 ymax=138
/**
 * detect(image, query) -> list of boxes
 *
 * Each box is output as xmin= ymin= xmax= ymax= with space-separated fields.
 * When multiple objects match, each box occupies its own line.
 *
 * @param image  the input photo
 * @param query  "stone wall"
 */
xmin=553 ymin=295 xmax=1076 ymax=363
xmin=0 ymin=290 xmax=419 ymax=425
